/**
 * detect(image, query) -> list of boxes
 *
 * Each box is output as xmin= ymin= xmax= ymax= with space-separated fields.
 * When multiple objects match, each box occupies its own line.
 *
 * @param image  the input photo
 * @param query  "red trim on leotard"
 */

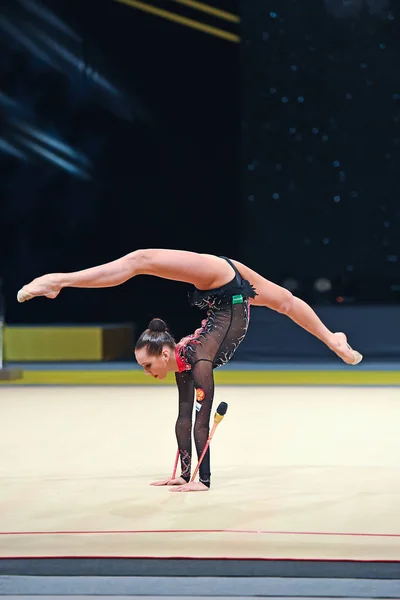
xmin=175 ymin=340 xmax=191 ymax=372
xmin=175 ymin=318 xmax=210 ymax=373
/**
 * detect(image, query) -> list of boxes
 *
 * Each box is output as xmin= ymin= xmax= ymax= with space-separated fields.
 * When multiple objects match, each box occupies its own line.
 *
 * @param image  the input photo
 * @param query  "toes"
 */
xmin=17 ymin=289 xmax=33 ymax=303
xmin=351 ymin=351 xmax=363 ymax=365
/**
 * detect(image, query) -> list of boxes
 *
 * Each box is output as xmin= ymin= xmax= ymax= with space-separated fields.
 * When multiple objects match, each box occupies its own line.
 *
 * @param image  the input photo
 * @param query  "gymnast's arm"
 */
xmin=151 ymin=366 xmax=212 ymax=491
xmin=189 ymin=360 xmax=215 ymax=488
xmin=174 ymin=371 xmax=196 ymax=482
xmin=150 ymin=371 xmax=194 ymax=487
xmin=170 ymin=361 xmax=214 ymax=493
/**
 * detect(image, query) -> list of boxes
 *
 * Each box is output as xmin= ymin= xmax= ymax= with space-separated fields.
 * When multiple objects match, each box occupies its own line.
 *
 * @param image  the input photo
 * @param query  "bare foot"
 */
xmin=17 ymin=274 xmax=62 ymax=303
xmin=330 ymin=332 xmax=363 ymax=365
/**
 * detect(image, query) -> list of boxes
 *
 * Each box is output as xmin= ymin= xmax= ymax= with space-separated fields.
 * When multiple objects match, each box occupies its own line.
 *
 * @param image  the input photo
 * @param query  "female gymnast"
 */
xmin=17 ymin=249 xmax=362 ymax=492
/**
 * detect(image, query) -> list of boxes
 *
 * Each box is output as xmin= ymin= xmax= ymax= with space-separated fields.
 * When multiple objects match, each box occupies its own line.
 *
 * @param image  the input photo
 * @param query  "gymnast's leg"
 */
xmin=17 ymin=249 xmax=235 ymax=302
xmin=16 ymin=249 xmax=362 ymax=365
xmin=231 ymin=259 xmax=362 ymax=365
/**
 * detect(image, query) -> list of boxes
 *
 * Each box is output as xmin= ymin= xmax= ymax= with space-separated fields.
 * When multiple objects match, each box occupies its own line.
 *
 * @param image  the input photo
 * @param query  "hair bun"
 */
xmin=148 ymin=318 xmax=167 ymax=333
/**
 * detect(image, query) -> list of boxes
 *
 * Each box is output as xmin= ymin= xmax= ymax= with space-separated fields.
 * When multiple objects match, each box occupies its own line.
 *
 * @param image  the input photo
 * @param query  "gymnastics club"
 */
xmin=190 ymin=401 xmax=228 ymax=483
xmin=171 ymin=448 xmax=180 ymax=480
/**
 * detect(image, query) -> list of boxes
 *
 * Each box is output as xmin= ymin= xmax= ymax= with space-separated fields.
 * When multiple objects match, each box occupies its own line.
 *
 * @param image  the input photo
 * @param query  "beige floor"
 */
xmin=0 ymin=385 xmax=399 ymax=560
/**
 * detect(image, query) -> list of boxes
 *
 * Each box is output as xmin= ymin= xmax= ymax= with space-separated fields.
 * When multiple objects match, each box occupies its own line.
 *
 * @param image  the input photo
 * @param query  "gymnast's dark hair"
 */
xmin=135 ymin=318 xmax=176 ymax=356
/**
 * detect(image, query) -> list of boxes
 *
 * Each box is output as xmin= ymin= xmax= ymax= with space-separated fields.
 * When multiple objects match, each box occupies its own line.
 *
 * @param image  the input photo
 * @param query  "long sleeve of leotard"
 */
xmin=175 ymin=361 xmax=215 ymax=487
xmin=191 ymin=360 xmax=214 ymax=487
xmin=174 ymin=371 xmax=195 ymax=482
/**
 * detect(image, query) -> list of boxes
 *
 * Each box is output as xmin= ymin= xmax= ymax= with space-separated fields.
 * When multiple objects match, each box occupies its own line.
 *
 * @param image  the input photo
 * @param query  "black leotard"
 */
xmin=173 ymin=258 xmax=257 ymax=487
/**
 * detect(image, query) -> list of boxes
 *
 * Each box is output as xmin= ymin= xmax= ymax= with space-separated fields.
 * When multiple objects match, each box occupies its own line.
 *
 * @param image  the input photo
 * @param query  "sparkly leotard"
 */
xmin=174 ymin=257 xmax=257 ymax=487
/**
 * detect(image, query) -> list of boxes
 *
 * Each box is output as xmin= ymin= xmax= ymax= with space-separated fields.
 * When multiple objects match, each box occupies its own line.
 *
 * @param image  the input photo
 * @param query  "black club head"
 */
xmin=217 ymin=401 xmax=228 ymax=416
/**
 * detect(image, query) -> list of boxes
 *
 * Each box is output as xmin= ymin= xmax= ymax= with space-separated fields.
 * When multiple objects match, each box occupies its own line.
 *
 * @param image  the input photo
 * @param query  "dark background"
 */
xmin=240 ymin=0 xmax=400 ymax=306
xmin=1 ymin=0 xmax=399 ymax=342
xmin=0 ymin=0 xmax=240 ymax=341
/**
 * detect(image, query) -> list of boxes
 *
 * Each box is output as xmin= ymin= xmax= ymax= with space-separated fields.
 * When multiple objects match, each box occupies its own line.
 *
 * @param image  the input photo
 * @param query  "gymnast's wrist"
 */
xmin=199 ymin=478 xmax=211 ymax=489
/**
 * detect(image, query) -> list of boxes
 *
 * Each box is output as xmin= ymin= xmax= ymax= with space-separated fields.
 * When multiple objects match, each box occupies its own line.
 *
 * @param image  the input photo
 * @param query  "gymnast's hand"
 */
xmin=169 ymin=482 xmax=209 ymax=493
xmin=17 ymin=274 xmax=62 ymax=303
xmin=150 ymin=476 xmax=188 ymax=486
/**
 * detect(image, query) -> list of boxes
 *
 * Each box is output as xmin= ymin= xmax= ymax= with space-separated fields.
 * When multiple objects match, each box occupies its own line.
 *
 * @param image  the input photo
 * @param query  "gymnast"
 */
xmin=18 ymin=249 xmax=362 ymax=492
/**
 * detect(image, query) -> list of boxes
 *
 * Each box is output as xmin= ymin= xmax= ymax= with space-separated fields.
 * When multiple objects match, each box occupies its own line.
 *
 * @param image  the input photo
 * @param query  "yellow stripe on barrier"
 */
xmin=114 ymin=0 xmax=240 ymax=43
xmin=4 ymin=325 xmax=134 ymax=362
xmin=4 ymin=326 xmax=102 ymax=361
xmin=173 ymin=0 xmax=240 ymax=23
xmin=1 ymin=370 xmax=400 ymax=386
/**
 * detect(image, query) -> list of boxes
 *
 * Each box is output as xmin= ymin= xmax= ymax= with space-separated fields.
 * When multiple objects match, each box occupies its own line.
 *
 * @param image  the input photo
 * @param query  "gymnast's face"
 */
xmin=135 ymin=346 xmax=171 ymax=380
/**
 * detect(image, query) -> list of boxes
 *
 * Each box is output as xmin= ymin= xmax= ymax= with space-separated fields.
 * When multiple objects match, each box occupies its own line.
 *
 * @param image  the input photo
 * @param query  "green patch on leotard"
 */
xmin=232 ymin=294 xmax=244 ymax=304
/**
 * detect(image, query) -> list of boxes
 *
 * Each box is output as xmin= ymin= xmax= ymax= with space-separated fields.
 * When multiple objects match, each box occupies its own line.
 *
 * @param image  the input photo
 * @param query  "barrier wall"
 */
xmin=1 ymin=306 xmax=400 ymax=385
xmin=4 ymin=324 xmax=135 ymax=362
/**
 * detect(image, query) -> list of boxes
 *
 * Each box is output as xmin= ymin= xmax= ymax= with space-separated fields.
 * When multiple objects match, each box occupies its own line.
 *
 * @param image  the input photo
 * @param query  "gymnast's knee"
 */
xmin=276 ymin=290 xmax=294 ymax=315
xmin=126 ymin=249 xmax=153 ymax=274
